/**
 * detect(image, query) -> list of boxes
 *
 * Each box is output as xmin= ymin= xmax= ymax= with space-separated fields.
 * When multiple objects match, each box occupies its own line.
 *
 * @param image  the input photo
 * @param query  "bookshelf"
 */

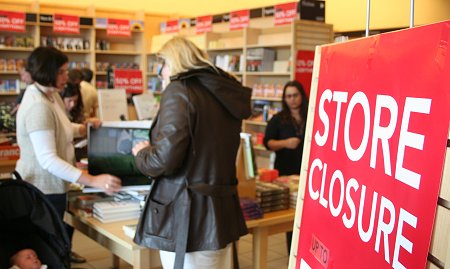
xmin=149 ymin=17 xmax=333 ymax=169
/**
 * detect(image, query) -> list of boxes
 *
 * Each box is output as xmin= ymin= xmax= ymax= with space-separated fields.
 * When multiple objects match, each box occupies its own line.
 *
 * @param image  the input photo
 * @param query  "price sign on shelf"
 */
xmin=196 ymin=15 xmax=212 ymax=34
xmin=295 ymin=20 xmax=450 ymax=269
xmin=53 ymin=14 xmax=80 ymax=34
xmin=0 ymin=10 xmax=25 ymax=32
xmin=274 ymin=2 xmax=298 ymax=26
xmin=229 ymin=9 xmax=249 ymax=31
xmin=165 ymin=19 xmax=179 ymax=34
xmin=114 ymin=69 xmax=143 ymax=94
xmin=107 ymin=18 xmax=131 ymax=37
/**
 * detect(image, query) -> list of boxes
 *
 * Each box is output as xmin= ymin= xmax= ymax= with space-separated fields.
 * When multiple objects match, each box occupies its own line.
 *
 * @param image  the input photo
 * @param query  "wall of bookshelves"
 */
xmin=0 ymin=1 xmax=169 ymax=100
xmin=150 ymin=17 xmax=333 ymax=169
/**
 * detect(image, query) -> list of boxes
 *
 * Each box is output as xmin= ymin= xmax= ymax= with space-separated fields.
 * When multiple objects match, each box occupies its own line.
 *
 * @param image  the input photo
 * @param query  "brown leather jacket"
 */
xmin=133 ymin=67 xmax=251 ymax=261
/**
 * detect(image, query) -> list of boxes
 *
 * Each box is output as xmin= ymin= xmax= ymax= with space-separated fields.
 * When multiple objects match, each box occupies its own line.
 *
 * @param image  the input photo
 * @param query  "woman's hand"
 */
xmin=77 ymin=172 xmax=122 ymax=195
xmin=132 ymin=140 xmax=150 ymax=156
xmin=93 ymin=174 xmax=122 ymax=195
xmin=284 ymin=137 xmax=301 ymax=149
xmin=85 ymin=117 xmax=102 ymax=129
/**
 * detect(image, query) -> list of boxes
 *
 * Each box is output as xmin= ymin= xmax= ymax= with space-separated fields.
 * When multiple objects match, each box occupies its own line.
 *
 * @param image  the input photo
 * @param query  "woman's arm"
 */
xmin=30 ymin=130 xmax=121 ymax=194
xmin=133 ymin=83 xmax=192 ymax=177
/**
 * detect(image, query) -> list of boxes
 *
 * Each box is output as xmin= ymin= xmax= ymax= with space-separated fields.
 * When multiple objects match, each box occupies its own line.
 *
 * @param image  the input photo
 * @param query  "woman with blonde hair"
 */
xmin=132 ymin=37 xmax=251 ymax=269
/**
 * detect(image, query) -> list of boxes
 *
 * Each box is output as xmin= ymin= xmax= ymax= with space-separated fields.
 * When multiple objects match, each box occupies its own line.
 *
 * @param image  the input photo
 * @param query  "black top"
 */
xmin=263 ymin=113 xmax=305 ymax=176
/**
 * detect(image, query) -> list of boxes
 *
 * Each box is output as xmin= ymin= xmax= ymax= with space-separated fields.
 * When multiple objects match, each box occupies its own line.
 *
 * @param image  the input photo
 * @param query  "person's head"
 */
xmin=61 ymin=82 xmax=84 ymax=123
xmin=26 ymin=46 xmax=69 ymax=90
xmin=282 ymin=80 xmax=307 ymax=114
xmin=10 ymin=249 xmax=42 ymax=269
xmin=157 ymin=36 xmax=214 ymax=86
xmin=80 ymin=68 xmax=93 ymax=83
xmin=68 ymin=68 xmax=83 ymax=84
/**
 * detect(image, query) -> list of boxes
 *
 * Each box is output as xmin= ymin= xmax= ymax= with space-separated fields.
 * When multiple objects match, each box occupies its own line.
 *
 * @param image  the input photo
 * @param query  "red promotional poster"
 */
xmin=0 ymin=10 xmax=25 ymax=32
xmin=296 ymin=21 xmax=450 ymax=269
xmin=196 ymin=15 xmax=212 ymax=34
xmin=295 ymin=50 xmax=315 ymax=97
xmin=274 ymin=2 xmax=298 ymax=26
xmin=114 ymin=69 xmax=143 ymax=94
xmin=53 ymin=14 xmax=80 ymax=34
xmin=107 ymin=18 xmax=130 ymax=37
xmin=165 ymin=20 xmax=179 ymax=34
xmin=229 ymin=9 xmax=249 ymax=31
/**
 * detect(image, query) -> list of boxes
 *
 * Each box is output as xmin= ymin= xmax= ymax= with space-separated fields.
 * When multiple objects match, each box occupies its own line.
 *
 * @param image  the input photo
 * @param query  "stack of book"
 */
xmin=273 ymin=175 xmax=300 ymax=209
xmin=240 ymin=197 xmax=264 ymax=220
xmin=93 ymin=201 xmax=141 ymax=223
xmin=256 ymin=181 xmax=290 ymax=213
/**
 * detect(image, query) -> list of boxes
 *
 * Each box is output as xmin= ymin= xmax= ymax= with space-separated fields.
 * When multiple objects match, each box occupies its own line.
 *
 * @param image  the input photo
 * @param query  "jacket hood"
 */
xmin=171 ymin=67 xmax=252 ymax=120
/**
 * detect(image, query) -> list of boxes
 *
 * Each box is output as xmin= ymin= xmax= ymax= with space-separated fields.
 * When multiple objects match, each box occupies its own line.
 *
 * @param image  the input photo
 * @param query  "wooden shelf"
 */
xmin=0 ymin=47 xmax=34 ymax=52
xmin=251 ymin=97 xmax=282 ymax=102
xmin=207 ymin=46 xmax=243 ymax=52
xmin=246 ymin=72 xmax=291 ymax=76
xmin=95 ymin=50 xmax=142 ymax=55
xmin=246 ymin=43 xmax=291 ymax=49
xmin=61 ymin=49 xmax=92 ymax=54
xmin=0 ymin=71 xmax=19 ymax=75
xmin=243 ymin=120 xmax=267 ymax=126
xmin=0 ymin=92 xmax=19 ymax=96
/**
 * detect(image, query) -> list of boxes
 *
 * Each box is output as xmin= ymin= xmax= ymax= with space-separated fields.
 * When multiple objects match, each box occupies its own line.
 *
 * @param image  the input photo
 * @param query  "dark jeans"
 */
xmin=45 ymin=193 xmax=74 ymax=249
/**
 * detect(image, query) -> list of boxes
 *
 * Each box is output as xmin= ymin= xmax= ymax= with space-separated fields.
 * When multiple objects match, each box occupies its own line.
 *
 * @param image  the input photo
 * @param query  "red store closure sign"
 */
xmin=107 ymin=18 xmax=130 ymax=37
xmin=296 ymin=20 xmax=450 ymax=269
xmin=114 ymin=69 xmax=143 ymax=94
xmin=53 ymin=14 xmax=80 ymax=34
xmin=0 ymin=10 xmax=25 ymax=32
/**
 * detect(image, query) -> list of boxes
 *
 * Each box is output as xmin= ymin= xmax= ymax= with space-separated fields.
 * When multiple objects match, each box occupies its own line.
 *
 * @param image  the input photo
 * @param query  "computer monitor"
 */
xmin=87 ymin=121 xmax=152 ymax=188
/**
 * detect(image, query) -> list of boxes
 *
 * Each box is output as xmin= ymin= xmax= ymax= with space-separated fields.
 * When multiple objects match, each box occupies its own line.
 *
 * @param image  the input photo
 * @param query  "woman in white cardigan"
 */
xmin=15 ymin=46 xmax=121 ymax=260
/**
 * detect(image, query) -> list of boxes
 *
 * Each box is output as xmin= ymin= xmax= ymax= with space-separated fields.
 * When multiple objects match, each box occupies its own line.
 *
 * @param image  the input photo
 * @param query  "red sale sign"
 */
xmin=274 ymin=2 xmax=298 ymax=26
xmin=229 ymin=9 xmax=249 ymax=31
xmin=0 ymin=10 xmax=25 ymax=32
xmin=114 ymin=69 xmax=143 ymax=94
xmin=53 ymin=14 xmax=79 ymax=34
xmin=165 ymin=20 xmax=179 ymax=34
xmin=196 ymin=15 xmax=212 ymax=34
xmin=296 ymin=20 xmax=450 ymax=269
xmin=295 ymin=50 xmax=315 ymax=97
xmin=107 ymin=18 xmax=130 ymax=37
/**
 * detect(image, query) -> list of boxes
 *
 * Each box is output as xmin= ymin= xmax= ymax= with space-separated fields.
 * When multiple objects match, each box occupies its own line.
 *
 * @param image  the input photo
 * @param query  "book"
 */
xmin=122 ymin=224 xmax=137 ymax=238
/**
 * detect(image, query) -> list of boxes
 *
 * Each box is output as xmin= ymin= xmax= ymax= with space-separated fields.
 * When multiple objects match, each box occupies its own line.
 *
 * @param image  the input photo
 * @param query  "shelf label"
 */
xmin=274 ymin=2 xmax=298 ymax=26
xmin=295 ymin=50 xmax=315 ymax=96
xmin=107 ymin=18 xmax=131 ymax=37
xmin=196 ymin=15 xmax=212 ymax=34
xmin=295 ymin=20 xmax=450 ymax=269
xmin=0 ymin=145 xmax=20 ymax=161
xmin=0 ymin=10 xmax=25 ymax=32
xmin=229 ymin=9 xmax=249 ymax=31
xmin=53 ymin=14 xmax=80 ymax=34
xmin=114 ymin=69 xmax=143 ymax=93
xmin=164 ymin=19 xmax=179 ymax=34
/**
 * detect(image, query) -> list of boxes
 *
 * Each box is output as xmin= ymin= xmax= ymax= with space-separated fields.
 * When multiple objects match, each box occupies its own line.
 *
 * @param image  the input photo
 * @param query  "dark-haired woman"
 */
xmin=15 ymin=46 xmax=121 ymax=262
xmin=60 ymin=82 xmax=84 ymax=124
xmin=263 ymin=80 xmax=308 ymax=254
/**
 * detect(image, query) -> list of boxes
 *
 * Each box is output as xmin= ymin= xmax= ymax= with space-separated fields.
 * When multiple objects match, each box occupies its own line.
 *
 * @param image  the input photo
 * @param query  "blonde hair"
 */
xmin=158 ymin=36 xmax=215 ymax=76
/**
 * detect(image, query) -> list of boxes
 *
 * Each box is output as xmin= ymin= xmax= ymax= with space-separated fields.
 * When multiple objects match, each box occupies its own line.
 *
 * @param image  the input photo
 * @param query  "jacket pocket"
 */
xmin=144 ymin=198 xmax=174 ymax=240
